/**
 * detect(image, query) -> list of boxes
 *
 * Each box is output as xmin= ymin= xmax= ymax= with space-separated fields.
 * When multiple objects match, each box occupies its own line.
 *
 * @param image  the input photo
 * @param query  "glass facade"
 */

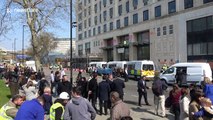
xmin=187 ymin=16 xmax=213 ymax=61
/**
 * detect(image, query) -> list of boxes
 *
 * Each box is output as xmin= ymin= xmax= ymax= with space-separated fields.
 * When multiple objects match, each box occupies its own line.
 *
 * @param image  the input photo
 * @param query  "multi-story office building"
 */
xmin=75 ymin=0 xmax=213 ymax=69
xmin=53 ymin=38 xmax=76 ymax=55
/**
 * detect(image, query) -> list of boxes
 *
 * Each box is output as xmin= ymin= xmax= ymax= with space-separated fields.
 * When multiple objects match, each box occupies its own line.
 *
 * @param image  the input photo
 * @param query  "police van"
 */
xmin=127 ymin=60 xmax=155 ymax=80
xmin=160 ymin=62 xmax=212 ymax=85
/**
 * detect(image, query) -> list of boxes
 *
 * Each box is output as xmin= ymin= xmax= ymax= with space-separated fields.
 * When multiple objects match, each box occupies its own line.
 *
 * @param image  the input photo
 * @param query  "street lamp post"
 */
xmin=22 ymin=25 xmax=26 ymax=64
xmin=70 ymin=0 xmax=73 ymax=85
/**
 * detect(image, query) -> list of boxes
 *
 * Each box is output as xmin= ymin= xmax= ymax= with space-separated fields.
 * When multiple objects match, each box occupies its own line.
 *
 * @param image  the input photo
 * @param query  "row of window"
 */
xmin=157 ymin=25 xmax=174 ymax=36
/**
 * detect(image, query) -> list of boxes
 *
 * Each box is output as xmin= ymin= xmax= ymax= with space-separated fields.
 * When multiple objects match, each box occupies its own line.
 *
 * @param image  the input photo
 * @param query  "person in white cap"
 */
xmin=49 ymin=92 xmax=70 ymax=120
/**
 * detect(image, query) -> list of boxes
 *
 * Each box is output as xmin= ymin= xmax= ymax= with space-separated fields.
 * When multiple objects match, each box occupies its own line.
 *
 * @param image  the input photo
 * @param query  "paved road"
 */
xmin=44 ymin=68 xmax=175 ymax=120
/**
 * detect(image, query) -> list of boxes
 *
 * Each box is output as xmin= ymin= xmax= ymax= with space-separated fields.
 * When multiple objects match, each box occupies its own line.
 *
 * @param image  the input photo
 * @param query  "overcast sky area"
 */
xmin=0 ymin=1 xmax=76 ymax=51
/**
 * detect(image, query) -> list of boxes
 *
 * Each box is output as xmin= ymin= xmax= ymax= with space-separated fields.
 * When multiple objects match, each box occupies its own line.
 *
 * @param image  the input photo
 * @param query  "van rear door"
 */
xmin=187 ymin=66 xmax=202 ymax=85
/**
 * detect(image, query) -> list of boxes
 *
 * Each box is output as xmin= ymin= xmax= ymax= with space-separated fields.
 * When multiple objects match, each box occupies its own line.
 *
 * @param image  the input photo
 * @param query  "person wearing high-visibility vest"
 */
xmin=0 ymin=95 xmax=24 ymax=120
xmin=50 ymin=92 xmax=70 ymax=120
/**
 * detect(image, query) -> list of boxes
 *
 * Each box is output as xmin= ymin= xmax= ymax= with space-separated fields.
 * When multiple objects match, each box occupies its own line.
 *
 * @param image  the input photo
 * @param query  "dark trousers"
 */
xmin=89 ymin=93 xmax=97 ymax=111
xmin=138 ymin=91 xmax=149 ymax=105
xmin=124 ymin=73 xmax=128 ymax=82
xmin=99 ymin=100 xmax=108 ymax=115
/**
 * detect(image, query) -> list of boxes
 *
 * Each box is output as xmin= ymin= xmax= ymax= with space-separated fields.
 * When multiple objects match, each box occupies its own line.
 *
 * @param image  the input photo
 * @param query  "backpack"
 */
xmin=152 ymin=79 xmax=163 ymax=96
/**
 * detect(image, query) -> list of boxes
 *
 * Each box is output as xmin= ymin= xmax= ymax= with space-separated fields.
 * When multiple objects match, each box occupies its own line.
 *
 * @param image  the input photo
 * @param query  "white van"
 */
xmin=107 ymin=61 xmax=127 ymax=69
xmin=88 ymin=62 xmax=107 ymax=72
xmin=160 ymin=62 xmax=212 ymax=85
xmin=127 ymin=60 xmax=155 ymax=80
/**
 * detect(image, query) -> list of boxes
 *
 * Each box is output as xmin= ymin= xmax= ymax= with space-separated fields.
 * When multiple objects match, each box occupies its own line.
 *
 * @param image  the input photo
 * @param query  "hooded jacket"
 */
xmin=63 ymin=97 xmax=96 ymax=120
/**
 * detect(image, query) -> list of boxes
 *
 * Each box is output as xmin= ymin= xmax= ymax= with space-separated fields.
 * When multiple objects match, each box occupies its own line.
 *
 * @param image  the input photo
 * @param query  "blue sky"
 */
xmin=0 ymin=1 xmax=76 ymax=51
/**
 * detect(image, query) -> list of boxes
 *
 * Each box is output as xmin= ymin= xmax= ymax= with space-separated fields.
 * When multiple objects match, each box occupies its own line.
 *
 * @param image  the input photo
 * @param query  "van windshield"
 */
xmin=143 ymin=64 xmax=154 ymax=70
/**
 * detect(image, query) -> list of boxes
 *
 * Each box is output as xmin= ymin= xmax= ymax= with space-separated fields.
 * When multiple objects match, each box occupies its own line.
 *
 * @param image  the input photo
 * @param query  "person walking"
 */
xmin=179 ymin=87 xmax=190 ymax=120
xmin=15 ymin=96 xmax=45 ymax=120
xmin=111 ymin=73 xmax=125 ymax=100
xmin=152 ymin=75 xmax=168 ymax=117
xmin=88 ymin=73 xmax=98 ymax=111
xmin=98 ymin=74 xmax=111 ymax=115
xmin=50 ymin=92 xmax=70 ymax=120
xmin=124 ymin=67 xmax=128 ymax=82
xmin=63 ymin=86 xmax=96 ymax=120
xmin=0 ymin=95 xmax=24 ymax=119
xmin=110 ymin=91 xmax=130 ymax=120
xmin=137 ymin=76 xmax=151 ymax=106
xmin=22 ymin=81 xmax=38 ymax=100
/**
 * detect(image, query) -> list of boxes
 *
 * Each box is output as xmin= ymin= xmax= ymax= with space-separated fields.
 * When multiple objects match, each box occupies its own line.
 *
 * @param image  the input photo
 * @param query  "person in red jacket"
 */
xmin=169 ymin=84 xmax=182 ymax=120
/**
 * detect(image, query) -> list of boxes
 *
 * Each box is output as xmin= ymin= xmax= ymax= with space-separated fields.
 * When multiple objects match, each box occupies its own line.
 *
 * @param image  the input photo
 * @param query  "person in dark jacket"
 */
xmin=88 ymin=73 xmax=98 ymax=111
xmin=77 ymin=77 xmax=88 ymax=98
xmin=111 ymin=73 xmax=125 ymax=100
xmin=42 ymin=87 xmax=52 ymax=115
xmin=54 ymin=71 xmax=61 ymax=97
xmin=98 ymin=74 xmax=111 ymax=115
xmin=7 ymin=66 xmax=19 ymax=97
xmin=57 ymin=75 xmax=72 ymax=97
xmin=38 ymin=78 xmax=50 ymax=96
xmin=137 ymin=76 xmax=151 ymax=106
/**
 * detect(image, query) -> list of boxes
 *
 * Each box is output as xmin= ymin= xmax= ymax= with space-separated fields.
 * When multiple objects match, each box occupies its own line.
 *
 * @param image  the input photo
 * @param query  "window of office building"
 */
xmin=94 ymin=16 xmax=97 ymax=25
xmin=133 ymin=13 xmax=138 ymax=24
xmin=94 ymin=4 xmax=97 ymax=13
xmin=103 ymin=11 xmax=107 ymax=21
xmin=168 ymin=1 xmax=176 ymax=14
xmin=143 ymin=10 xmax=149 ymax=21
xmin=110 ymin=0 xmax=113 ymax=4
xmin=203 ymin=0 xmax=213 ymax=4
xmin=78 ymin=23 xmax=82 ymax=31
xmin=84 ymin=0 xmax=87 ymax=6
xmin=78 ymin=13 xmax=82 ymax=21
xmin=110 ymin=8 xmax=113 ymax=18
xmin=85 ymin=42 xmax=91 ymax=55
xmin=99 ymin=14 xmax=102 ymax=23
xmin=88 ymin=18 xmax=91 ymax=27
xmin=78 ymin=2 xmax=82 ymax=11
xmin=163 ymin=26 xmax=167 ymax=35
xmin=110 ymin=22 xmax=113 ymax=30
xmin=116 ymin=19 xmax=120 ymax=29
xmin=187 ymin=16 xmax=213 ymax=61
xmin=98 ymin=26 xmax=101 ymax=34
xmin=88 ymin=0 xmax=90 ymax=3
xmin=133 ymin=0 xmax=138 ymax=9
xmin=84 ymin=20 xmax=87 ymax=28
xmin=88 ymin=30 xmax=91 ymax=37
xmin=78 ymin=44 xmax=83 ymax=56
xmin=99 ymin=1 xmax=102 ymax=11
xmin=93 ymin=28 xmax=96 ymax=36
xmin=88 ymin=6 xmax=91 ymax=15
xmin=107 ymin=50 xmax=113 ymax=61
xmin=169 ymin=25 xmax=173 ymax=34
xmin=84 ymin=31 xmax=87 ymax=38
xmin=84 ymin=9 xmax=87 ymax=17
xmin=104 ymin=24 xmax=107 ymax=32
xmin=137 ymin=31 xmax=150 ymax=60
xmin=124 ymin=17 xmax=129 ymax=26
xmin=78 ymin=34 xmax=82 ymax=40
xmin=157 ymin=27 xmax=160 ymax=36
xmin=155 ymin=6 xmax=161 ymax=17
xmin=103 ymin=0 xmax=107 ymax=7
xmin=143 ymin=0 xmax=148 ymax=6
xmin=126 ymin=1 xmax=129 ymax=13
xmin=184 ymin=0 xmax=193 ymax=9
xmin=118 ymin=5 xmax=122 ymax=16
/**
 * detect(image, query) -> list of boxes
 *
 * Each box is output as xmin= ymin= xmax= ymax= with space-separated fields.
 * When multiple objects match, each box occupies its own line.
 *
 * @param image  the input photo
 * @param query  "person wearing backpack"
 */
xmin=152 ymin=75 xmax=168 ymax=118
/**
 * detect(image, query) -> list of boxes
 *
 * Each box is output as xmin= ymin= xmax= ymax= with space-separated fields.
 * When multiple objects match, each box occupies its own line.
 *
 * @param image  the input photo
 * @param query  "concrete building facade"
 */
xmin=75 ymin=0 xmax=213 ymax=69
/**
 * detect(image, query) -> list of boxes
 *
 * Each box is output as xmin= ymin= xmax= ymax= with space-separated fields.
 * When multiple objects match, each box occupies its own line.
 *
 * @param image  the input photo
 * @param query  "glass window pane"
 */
xmin=168 ymin=1 xmax=176 ymax=14
xmin=208 ymin=42 xmax=213 ymax=55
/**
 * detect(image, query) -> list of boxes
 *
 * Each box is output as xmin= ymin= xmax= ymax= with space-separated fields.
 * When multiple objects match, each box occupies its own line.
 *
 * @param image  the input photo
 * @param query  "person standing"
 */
xmin=98 ymin=74 xmax=111 ymax=115
xmin=50 ymin=71 xmax=55 ymax=94
xmin=137 ymin=76 xmax=151 ymax=106
xmin=50 ymin=92 xmax=70 ymax=120
xmin=63 ymin=86 xmax=96 ymax=120
xmin=57 ymin=75 xmax=72 ymax=97
xmin=152 ymin=76 xmax=168 ymax=117
xmin=15 ymin=96 xmax=45 ymax=120
xmin=111 ymin=74 xmax=125 ymax=100
xmin=179 ymin=87 xmax=190 ymax=120
xmin=54 ymin=71 xmax=61 ymax=97
xmin=88 ymin=73 xmax=98 ymax=111
xmin=124 ymin=67 xmax=128 ymax=82
xmin=0 ymin=95 xmax=24 ymax=119
xmin=7 ymin=66 xmax=19 ymax=97
xmin=110 ymin=91 xmax=130 ymax=120
xmin=22 ymin=81 xmax=38 ymax=100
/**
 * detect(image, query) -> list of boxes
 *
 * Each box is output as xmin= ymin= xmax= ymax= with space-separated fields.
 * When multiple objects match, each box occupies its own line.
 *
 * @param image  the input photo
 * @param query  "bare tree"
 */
xmin=26 ymin=32 xmax=57 ymax=64
xmin=0 ymin=0 xmax=76 ymax=70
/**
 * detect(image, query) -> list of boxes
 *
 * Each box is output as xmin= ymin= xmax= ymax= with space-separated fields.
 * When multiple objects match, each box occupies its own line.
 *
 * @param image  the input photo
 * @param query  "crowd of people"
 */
xmin=0 ymin=63 xmax=213 ymax=120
